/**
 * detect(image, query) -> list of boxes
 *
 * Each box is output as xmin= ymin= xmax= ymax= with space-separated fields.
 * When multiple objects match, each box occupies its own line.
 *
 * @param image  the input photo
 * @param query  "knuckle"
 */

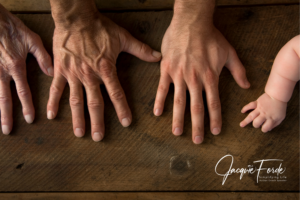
xmin=87 ymin=100 xmax=103 ymax=109
xmin=1 ymin=115 xmax=10 ymax=123
xmin=139 ymin=43 xmax=150 ymax=54
xmin=17 ymin=88 xmax=30 ymax=98
xmin=161 ymin=59 xmax=170 ymax=69
xmin=160 ymin=60 xmax=172 ymax=74
xmin=91 ymin=121 xmax=102 ymax=127
xmin=191 ymin=103 xmax=205 ymax=114
xmin=204 ymin=69 xmax=217 ymax=85
xmin=157 ymin=84 xmax=167 ymax=93
xmin=189 ymin=70 xmax=200 ymax=86
xmin=0 ymin=96 xmax=10 ymax=104
xmin=110 ymin=90 xmax=124 ymax=101
xmin=174 ymin=97 xmax=185 ymax=106
xmin=0 ymin=73 xmax=10 ymax=82
xmin=69 ymin=96 xmax=83 ymax=107
xmin=50 ymin=84 xmax=61 ymax=96
xmin=7 ymin=60 xmax=24 ymax=70
xmin=209 ymin=99 xmax=221 ymax=110
xmin=99 ymin=60 xmax=114 ymax=79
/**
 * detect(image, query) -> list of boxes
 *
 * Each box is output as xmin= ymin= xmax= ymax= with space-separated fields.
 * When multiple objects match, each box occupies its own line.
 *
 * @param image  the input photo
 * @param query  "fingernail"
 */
xmin=2 ymin=125 xmax=10 ymax=135
xmin=154 ymin=109 xmax=161 ymax=116
xmin=75 ymin=128 xmax=84 ymax=137
xmin=152 ymin=50 xmax=162 ymax=58
xmin=194 ymin=136 xmax=203 ymax=144
xmin=212 ymin=128 xmax=220 ymax=135
xmin=93 ymin=132 xmax=103 ymax=142
xmin=245 ymin=80 xmax=250 ymax=88
xmin=25 ymin=114 xmax=34 ymax=124
xmin=174 ymin=127 xmax=182 ymax=136
xmin=47 ymin=68 xmax=54 ymax=76
xmin=47 ymin=111 xmax=54 ymax=120
xmin=121 ymin=118 xmax=131 ymax=127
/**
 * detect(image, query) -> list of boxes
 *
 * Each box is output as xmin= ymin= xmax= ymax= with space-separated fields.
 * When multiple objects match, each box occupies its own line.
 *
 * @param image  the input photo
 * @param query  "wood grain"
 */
xmin=0 ymin=0 xmax=298 ymax=12
xmin=0 ymin=192 xmax=298 ymax=200
xmin=0 ymin=5 xmax=298 ymax=192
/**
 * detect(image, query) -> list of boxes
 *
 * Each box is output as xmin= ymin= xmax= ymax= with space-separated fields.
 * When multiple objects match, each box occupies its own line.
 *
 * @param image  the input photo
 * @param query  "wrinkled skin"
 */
xmin=0 ymin=5 xmax=53 ymax=135
xmin=240 ymin=93 xmax=287 ymax=133
xmin=47 ymin=12 xmax=161 ymax=142
xmin=153 ymin=15 xmax=250 ymax=144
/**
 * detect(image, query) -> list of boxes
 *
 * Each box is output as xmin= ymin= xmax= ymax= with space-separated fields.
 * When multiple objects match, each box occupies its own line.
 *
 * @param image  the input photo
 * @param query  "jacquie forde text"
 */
xmin=215 ymin=154 xmax=286 ymax=185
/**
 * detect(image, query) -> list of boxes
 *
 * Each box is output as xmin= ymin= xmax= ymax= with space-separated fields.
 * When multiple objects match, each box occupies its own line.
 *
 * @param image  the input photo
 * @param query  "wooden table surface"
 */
xmin=0 ymin=0 xmax=298 ymax=199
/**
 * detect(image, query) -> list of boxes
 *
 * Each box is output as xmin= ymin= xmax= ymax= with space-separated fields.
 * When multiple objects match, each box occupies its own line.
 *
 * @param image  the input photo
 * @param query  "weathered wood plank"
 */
xmin=0 ymin=192 xmax=298 ymax=200
xmin=0 ymin=5 xmax=298 ymax=191
xmin=0 ymin=0 xmax=298 ymax=12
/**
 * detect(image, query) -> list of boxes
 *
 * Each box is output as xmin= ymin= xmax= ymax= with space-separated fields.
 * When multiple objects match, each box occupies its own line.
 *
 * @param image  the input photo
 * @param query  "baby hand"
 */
xmin=240 ymin=93 xmax=287 ymax=132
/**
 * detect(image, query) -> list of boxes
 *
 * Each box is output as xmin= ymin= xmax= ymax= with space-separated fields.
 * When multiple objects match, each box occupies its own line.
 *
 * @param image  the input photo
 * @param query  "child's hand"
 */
xmin=240 ymin=93 xmax=287 ymax=133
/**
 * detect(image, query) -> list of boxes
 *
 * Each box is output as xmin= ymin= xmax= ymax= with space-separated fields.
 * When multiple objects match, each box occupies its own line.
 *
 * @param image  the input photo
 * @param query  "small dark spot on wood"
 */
xmin=172 ymin=159 xmax=188 ymax=173
xmin=241 ymin=10 xmax=254 ymax=20
xmin=267 ymin=142 xmax=273 ymax=147
xmin=170 ymin=155 xmax=193 ymax=176
xmin=16 ymin=163 xmax=24 ymax=169
xmin=36 ymin=137 xmax=44 ymax=145
xmin=24 ymin=137 xmax=29 ymax=144
xmin=138 ymin=0 xmax=147 ymax=3
xmin=137 ymin=21 xmax=151 ymax=34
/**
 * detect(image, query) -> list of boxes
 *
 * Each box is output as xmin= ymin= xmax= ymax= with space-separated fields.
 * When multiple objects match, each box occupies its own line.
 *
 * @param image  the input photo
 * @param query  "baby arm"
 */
xmin=240 ymin=35 xmax=300 ymax=132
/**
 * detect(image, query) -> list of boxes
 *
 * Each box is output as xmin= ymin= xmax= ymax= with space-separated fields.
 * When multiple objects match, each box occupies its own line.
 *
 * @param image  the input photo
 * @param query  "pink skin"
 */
xmin=240 ymin=35 xmax=300 ymax=132
xmin=0 ymin=4 xmax=53 ymax=135
xmin=47 ymin=0 xmax=162 ymax=142
xmin=153 ymin=0 xmax=250 ymax=144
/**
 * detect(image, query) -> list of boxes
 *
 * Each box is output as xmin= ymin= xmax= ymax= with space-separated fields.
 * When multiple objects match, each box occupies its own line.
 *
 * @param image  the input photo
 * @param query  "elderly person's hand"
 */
xmin=47 ymin=0 xmax=161 ymax=142
xmin=0 ymin=4 xmax=53 ymax=135
xmin=153 ymin=0 xmax=250 ymax=144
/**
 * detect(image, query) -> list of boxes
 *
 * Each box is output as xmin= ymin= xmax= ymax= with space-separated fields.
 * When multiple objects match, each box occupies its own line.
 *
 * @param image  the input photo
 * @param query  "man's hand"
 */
xmin=0 ymin=4 xmax=53 ymax=134
xmin=48 ymin=0 xmax=161 ymax=142
xmin=153 ymin=0 xmax=250 ymax=144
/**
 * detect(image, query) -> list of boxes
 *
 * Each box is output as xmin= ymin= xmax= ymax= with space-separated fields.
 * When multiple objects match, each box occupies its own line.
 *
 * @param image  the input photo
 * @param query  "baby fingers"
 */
xmin=252 ymin=115 xmax=266 ymax=128
xmin=241 ymin=101 xmax=257 ymax=113
xmin=240 ymin=110 xmax=259 ymax=127
xmin=261 ymin=120 xmax=274 ymax=133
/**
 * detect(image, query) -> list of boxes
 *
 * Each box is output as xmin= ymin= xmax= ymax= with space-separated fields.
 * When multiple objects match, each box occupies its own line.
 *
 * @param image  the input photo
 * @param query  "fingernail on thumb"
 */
xmin=152 ymin=50 xmax=162 ymax=58
xmin=47 ymin=68 xmax=54 ymax=76
xmin=244 ymin=80 xmax=250 ymax=88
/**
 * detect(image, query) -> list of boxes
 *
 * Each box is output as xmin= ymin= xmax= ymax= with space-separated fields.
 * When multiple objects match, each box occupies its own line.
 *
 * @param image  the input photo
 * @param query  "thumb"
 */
xmin=121 ymin=29 xmax=162 ymax=62
xmin=225 ymin=47 xmax=250 ymax=89
xmin=27 ymin=32 xmax=54 ymax=76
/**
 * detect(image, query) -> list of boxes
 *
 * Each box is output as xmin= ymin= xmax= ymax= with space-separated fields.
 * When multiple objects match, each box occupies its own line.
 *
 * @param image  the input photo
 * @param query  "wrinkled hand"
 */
xmin=153 ymin=19 xmax=250 ymax=144
xmin=47 ymin=12 xmax=161 ymax=141
xmin=0 ymin=5 xmax=53 ymax=135
xmin=240 ymin=93 xmax=287 ymax=133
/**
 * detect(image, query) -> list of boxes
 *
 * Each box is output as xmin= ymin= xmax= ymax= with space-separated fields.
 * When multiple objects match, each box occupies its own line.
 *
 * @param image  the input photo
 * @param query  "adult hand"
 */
xmin=0 ymin=4 xmax=53 ymax=135
xmin=153 ymin=0 xmax=250 ymax=144
xmin=47 ymin=0 xmax=161 ymax=142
